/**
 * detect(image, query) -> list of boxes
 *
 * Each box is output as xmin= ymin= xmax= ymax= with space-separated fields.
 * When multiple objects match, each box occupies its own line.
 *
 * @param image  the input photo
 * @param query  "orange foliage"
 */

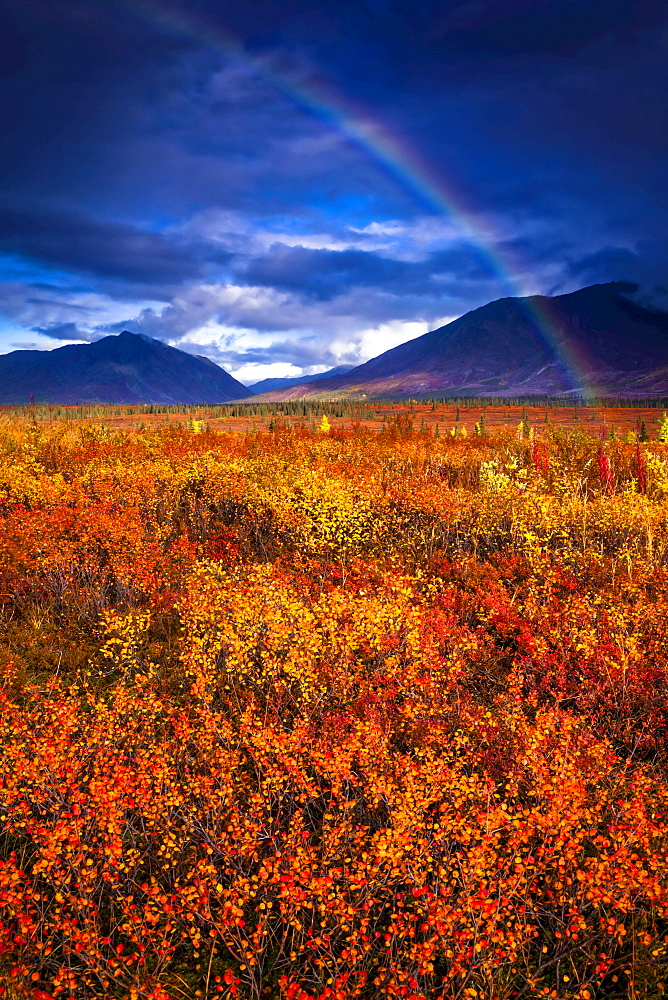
xmin=0 ymin=413 xmax=668 ymax=999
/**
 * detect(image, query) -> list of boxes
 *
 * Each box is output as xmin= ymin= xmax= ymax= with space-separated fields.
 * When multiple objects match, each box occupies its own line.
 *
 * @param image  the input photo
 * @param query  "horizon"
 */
xmin=0 ymin=1 xmax=666 ymax=383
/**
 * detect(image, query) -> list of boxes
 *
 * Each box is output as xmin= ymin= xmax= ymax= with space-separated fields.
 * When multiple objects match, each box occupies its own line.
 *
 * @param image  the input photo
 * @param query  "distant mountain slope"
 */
xmin=247 ymin=365 xmax=354 ymax=395
xmin=0 ymin=331 xmax=252 ymax=404
xmin=255 ymin=283 xmax=668 ymax=400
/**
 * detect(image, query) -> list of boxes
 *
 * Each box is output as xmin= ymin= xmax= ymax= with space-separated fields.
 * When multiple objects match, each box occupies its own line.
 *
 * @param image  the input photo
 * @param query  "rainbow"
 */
xmin=123 ymin=0 xmax=600 ymax=395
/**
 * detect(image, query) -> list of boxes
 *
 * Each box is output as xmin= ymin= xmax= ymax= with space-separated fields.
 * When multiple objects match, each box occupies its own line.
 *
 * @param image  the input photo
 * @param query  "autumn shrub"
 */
xmin=0 ymin=413 xmax=668 ymax=999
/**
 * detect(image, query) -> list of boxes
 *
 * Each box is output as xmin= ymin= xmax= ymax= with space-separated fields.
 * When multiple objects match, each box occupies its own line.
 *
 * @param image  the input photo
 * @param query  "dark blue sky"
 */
xmin=0 ymin=0 xmax=666 ymax=382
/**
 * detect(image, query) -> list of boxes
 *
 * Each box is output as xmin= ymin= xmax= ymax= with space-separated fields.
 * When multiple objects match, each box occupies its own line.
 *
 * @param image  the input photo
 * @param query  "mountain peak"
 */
xmin=113 ymin=330 xmax=158 ymax=344
xmin=539 ymin=281 xmax=640 ymax=305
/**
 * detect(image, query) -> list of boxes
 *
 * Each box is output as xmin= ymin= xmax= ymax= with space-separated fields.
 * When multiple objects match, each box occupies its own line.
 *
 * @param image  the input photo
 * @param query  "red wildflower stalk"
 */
xmin=531 ymin=438 xmax=549 ymax=474
xmin=635 ymin=443 xmax=647 ymax=493
xmin=598 ymin=446 xmax=614 ymax=493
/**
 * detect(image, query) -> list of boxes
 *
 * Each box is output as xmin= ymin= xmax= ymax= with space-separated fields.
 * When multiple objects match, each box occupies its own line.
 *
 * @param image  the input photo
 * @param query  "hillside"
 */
xmin=0 ymin=331 xmax=252 ymax=404
xmin=256 ymin=283 xmax=668 ymax=400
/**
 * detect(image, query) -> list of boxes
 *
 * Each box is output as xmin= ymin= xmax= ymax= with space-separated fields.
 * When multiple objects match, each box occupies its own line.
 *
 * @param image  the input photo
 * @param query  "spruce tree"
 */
xmin=521 ymin=412 xmax=531 ymax=439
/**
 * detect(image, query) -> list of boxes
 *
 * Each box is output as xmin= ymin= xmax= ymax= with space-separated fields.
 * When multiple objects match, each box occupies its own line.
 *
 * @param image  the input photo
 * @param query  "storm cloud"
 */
xmin=0 ymin=205 xmax=204 ymax=286
xmin=0 ymin=0 xmax=666 ymax=378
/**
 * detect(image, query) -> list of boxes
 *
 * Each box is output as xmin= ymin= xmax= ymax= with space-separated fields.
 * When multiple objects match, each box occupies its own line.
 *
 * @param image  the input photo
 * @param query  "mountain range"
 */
xmin=1 ymin=283 xmax=668 ymax=404
xmin=0 ymin=331 xmax=251 ymax=405
xmin=247 ymin=366 xmax=354 ymax=394
xmin=254 ymin=282 xmax=668 ymax=400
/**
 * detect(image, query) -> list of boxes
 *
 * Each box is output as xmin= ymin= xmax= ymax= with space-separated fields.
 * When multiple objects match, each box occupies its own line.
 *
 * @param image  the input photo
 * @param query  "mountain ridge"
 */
xmin=247 ymin=365 xmax=354 ymax=395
